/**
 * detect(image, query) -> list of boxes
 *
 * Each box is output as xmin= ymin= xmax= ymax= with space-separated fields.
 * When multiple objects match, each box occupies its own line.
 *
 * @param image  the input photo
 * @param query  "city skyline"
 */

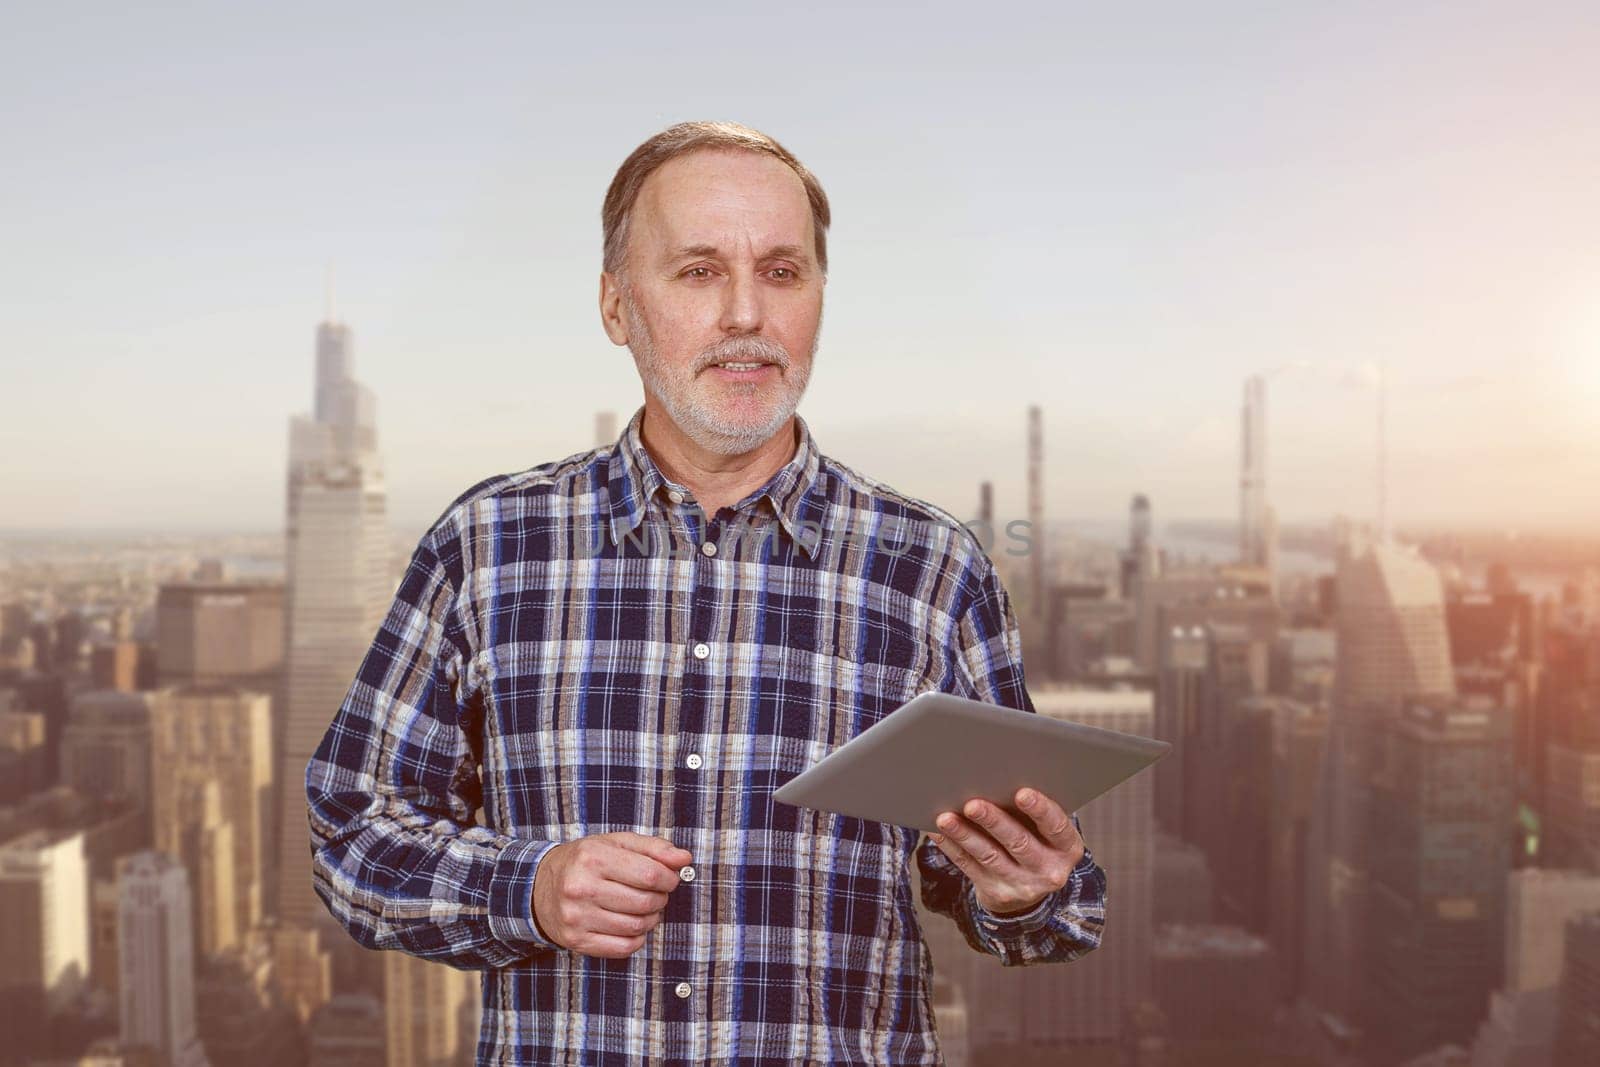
xmin=5 ymin=3 xmax=1600 ymax=531
xmin=4 ymin=7 xmax=1600 ymax=1061
xmin=4 ymin=377 xmax=1598 ymax=1062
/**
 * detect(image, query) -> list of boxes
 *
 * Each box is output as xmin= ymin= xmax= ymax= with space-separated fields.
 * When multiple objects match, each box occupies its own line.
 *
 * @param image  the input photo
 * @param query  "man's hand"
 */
xmin=929 ymin=786 xmax=1085 ymax=917
xmin=532 ymin=832 xmax=692 ymax=958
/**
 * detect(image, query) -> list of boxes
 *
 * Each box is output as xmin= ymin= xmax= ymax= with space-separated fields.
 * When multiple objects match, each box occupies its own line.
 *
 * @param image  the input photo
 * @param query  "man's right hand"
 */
xmin=531 ymin=832 xmax=692 ymax=958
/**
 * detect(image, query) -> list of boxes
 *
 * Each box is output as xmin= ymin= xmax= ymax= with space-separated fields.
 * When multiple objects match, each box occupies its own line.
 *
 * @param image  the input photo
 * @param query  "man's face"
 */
xmin=601 ymin=148 xmax=824 ymax=455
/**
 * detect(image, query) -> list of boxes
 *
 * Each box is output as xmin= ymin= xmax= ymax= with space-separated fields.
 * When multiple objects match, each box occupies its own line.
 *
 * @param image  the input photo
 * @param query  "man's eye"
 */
xmin=770 ymin=268 xmax=795 ymax=281
xmin=683 ymin=267 xmax=712 ymax=280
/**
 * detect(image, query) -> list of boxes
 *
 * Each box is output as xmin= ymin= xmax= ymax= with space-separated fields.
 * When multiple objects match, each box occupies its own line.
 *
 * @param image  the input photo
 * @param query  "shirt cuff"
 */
xmin=968 ymin=879 xmax=1055 ymax=936
xmin=487 ymin=838 xmax=560 ymax=950
xmin=968 ymin=844 xmax=1099 ymax=937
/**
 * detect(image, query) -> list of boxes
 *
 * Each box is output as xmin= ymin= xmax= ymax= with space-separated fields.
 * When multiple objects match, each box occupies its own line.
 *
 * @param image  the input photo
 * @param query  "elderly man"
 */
xmin=306 ymin=120 xmax=1106 ymax=1065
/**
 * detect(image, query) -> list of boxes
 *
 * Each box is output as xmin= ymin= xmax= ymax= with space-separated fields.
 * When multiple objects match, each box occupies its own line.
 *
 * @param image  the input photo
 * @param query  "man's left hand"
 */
xmin=929 ymin=786 xmax=1085 ymax=917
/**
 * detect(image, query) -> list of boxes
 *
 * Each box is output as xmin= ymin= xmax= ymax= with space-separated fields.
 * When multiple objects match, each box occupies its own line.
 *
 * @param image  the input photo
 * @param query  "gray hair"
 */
xmin=601 ymin=121 xmax=831 ymax=278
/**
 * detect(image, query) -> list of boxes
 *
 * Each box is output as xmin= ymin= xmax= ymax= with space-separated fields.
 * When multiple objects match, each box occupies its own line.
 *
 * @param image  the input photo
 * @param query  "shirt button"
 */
xmin=692 ymin=642 xmax=709 ymax=660
xmin=674 ymin=982 xmax=692 ymax=999
xmin=700 ymin=540 xmax=717 ymax=557
xmin=685 ymin=752 xmax=703 ymax=770
xmin=667 ymin=490 xmax=684 ymax=504
xmin=679 ymin=865 xmax=696 ymax=883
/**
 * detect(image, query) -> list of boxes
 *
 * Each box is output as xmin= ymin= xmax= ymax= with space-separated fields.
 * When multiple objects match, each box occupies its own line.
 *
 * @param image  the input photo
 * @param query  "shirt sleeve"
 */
xmin=304 ymin=529 xmax=560 ymax=970
xmin=915 ymin=562 xmax=1108 ymax=967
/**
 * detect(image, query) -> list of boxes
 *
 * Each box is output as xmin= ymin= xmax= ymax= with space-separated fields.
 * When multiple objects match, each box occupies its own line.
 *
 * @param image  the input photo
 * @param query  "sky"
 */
xmin=3 ymin=1 xmax=1599 ymax=534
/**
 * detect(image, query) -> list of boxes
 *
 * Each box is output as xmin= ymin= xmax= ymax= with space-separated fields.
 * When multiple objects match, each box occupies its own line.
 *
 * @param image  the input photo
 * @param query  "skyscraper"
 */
xmin=181 ymin=779 xmax=238 ymax=958
xmin=1151 ymin=924 xmax=1276 ymax=1043
xmin=0 ymin=827 xmax=90 ymax=1059
xmin=1367 ymin=696 xmax=1513 ymax=1061
xmin=0 ymin=827 xmax=90 ymax=1013
xmin=1025 ymin=405 xmax=1045 ymax=628
xmin=277 ymin=309 xmax=391 ymax=927
xmin=0 ymin=708 xmax=49 ymax=804
xmin=149 ymin=687 xmax=272 ymax=953
xmin=384 ymin=949 xmax=479 ymax=1067
xmin=155 ymin=582 xmax=285 ymax=690
xmin=1148 ymin=579 xmax=1278 ymax=840
xmin=2 ymin=789 xmax=147 ymax=1002
xmin=119 ymin=851 xmax=209 ymax=1067
xmin=1545 ymin=742 xmax=1600 ymax=872
xmin=1304 ymin=531 xmax=1457 ymax=1039
xmin=149 ymin=685 xmax=273 ymax=953
xmin=1119 ymin=493 xmax=1159 ymax=601
xmin=1472 ymin=869 xmax=1600 ymax=1067
xmin=59 ymin=690 xmax=154 ymax=813
xmin=1239 ymin=374 xmax=1269 ymax=569
xmin=955 ymin=686 xmax=1155 ymax=1052
xmin=1266 ymin=696 xmax=1326 ymax=1001
xmin=1553 ymin=911 xmax=1600 ymax=1065
xmin=1332 ymin=532 xmax=1457 ymax=712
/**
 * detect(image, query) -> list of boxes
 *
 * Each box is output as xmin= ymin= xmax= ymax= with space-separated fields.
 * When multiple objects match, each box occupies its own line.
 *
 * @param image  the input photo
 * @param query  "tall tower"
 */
xmin=1303 ymin=530 xmax=1457 ymax=1040
xmin=278 ymin=303 xmax=391 ymax=928
xmin=1026 ymin=406 xmax=1045 ymax=621
xmin=1376 ymin=361 xmax=1390 ymax=543
xmin=119 ymin=851 xmax=209 ymax=1067
xmin=1332 ymin=533 xmax=1456 ymax=712
xmin=1239 ymin=375 xmax=1268 ymax=568
xmin=1130 ymin=493 xmax=1151 ymax=556
xmin=1120 ymin=494 xmax=1159 ymax=600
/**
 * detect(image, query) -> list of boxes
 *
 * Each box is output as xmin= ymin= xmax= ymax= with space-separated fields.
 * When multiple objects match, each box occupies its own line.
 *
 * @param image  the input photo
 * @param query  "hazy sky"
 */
xmin=4 ymin=2 xmax=1599 ymax=534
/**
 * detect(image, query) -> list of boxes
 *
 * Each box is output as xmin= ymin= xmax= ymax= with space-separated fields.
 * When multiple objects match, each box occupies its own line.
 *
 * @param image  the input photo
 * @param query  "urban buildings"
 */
xmin=276 ymin=312 xmax=391 ymax=929
xmin=118 ymin=851 xmax=208 ymax=1067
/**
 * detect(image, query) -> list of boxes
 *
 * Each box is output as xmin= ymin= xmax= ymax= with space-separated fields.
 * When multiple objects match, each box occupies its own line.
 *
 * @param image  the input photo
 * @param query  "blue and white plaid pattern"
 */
xmin=306 ymin=405 xmax=1106 ymax=1064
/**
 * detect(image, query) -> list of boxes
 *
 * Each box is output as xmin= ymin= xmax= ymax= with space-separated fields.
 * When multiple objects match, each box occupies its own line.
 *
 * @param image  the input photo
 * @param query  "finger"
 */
xmin=589 ymin=879 xmax=670 ymax=916
xmin=611 ymin=832 xmax=694 ymax=869
xmin=962 ymin=797 xmax=1042 ymax=867
xmin=928 ymin=825 xmax=984 ymax=883
xmin=1015 ymin=787 xmax=1080 ymax=853
xmin=599 ymin=849 xmax=683 ymax=894
xmin=586 ymin=906 xmax=664 ymax=939
xmin=935 ymin=810 xmax=1020 ymax=878
xmin=580 ymin=933 xmax=649 ymax=959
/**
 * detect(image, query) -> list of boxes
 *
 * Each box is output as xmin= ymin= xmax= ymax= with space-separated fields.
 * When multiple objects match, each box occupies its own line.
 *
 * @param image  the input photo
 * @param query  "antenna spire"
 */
xmin=1377 ymin=361 xmax=1389 ymax=543
xmin=324 ymin=265 xmax=337 ymax=325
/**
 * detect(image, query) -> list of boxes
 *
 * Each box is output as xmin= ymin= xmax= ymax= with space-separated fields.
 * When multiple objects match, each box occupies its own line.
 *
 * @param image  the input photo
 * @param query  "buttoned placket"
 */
xmin=665 ymin=484 xmax=712 ymax=1036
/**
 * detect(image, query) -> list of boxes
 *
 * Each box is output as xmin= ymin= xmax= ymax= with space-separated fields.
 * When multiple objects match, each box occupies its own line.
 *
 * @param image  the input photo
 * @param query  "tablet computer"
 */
xmin=772 ymin=690 xmax=1171 ymax=834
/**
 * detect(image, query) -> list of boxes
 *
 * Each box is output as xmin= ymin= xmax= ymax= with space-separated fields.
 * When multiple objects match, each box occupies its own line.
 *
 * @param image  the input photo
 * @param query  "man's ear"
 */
xmin=599 ymin=271 xmax=629 ymax=346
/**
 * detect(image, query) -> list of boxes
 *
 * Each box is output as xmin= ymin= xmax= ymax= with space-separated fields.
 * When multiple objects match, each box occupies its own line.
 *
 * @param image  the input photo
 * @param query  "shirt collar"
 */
xmin=606 ymin=404 xmax=825 ymax=560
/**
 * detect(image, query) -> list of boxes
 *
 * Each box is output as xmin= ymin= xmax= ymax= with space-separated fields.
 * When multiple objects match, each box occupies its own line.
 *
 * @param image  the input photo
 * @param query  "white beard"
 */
xmin=623 ymin=288 xmax=817 ymax=456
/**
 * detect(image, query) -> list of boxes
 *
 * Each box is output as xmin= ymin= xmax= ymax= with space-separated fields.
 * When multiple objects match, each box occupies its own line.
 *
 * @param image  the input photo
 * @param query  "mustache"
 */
xmin=696 ymin=335 xmax=791 ymax=371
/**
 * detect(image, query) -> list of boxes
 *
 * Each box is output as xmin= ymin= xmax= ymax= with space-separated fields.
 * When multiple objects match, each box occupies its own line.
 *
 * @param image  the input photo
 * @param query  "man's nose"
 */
xmin=718 ymin=270 xmax=763 ymax=336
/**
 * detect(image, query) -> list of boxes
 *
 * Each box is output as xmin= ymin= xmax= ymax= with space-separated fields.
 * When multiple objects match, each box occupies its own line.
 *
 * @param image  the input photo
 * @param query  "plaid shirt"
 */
xmin=306 ymin=405 xmax=1106 ymax=1065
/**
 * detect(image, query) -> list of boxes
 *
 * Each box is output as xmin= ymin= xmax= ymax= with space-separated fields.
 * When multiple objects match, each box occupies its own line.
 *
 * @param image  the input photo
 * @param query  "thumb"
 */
xmin=611 ymin=831 xmax=693 ymax=867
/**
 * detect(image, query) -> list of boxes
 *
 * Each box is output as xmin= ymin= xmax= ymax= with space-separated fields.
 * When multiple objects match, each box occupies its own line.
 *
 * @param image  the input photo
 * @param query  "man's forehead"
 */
xmin=634 ymin=149 xmax=814 ymax=261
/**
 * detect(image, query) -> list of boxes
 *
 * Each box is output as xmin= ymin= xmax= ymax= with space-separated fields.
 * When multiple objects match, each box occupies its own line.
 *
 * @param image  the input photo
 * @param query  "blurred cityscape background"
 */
xmin=6 ymin=314 xmax=1600 ymax=1066
xmin=5 ymin=3 xmax=1600 ymax=1066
